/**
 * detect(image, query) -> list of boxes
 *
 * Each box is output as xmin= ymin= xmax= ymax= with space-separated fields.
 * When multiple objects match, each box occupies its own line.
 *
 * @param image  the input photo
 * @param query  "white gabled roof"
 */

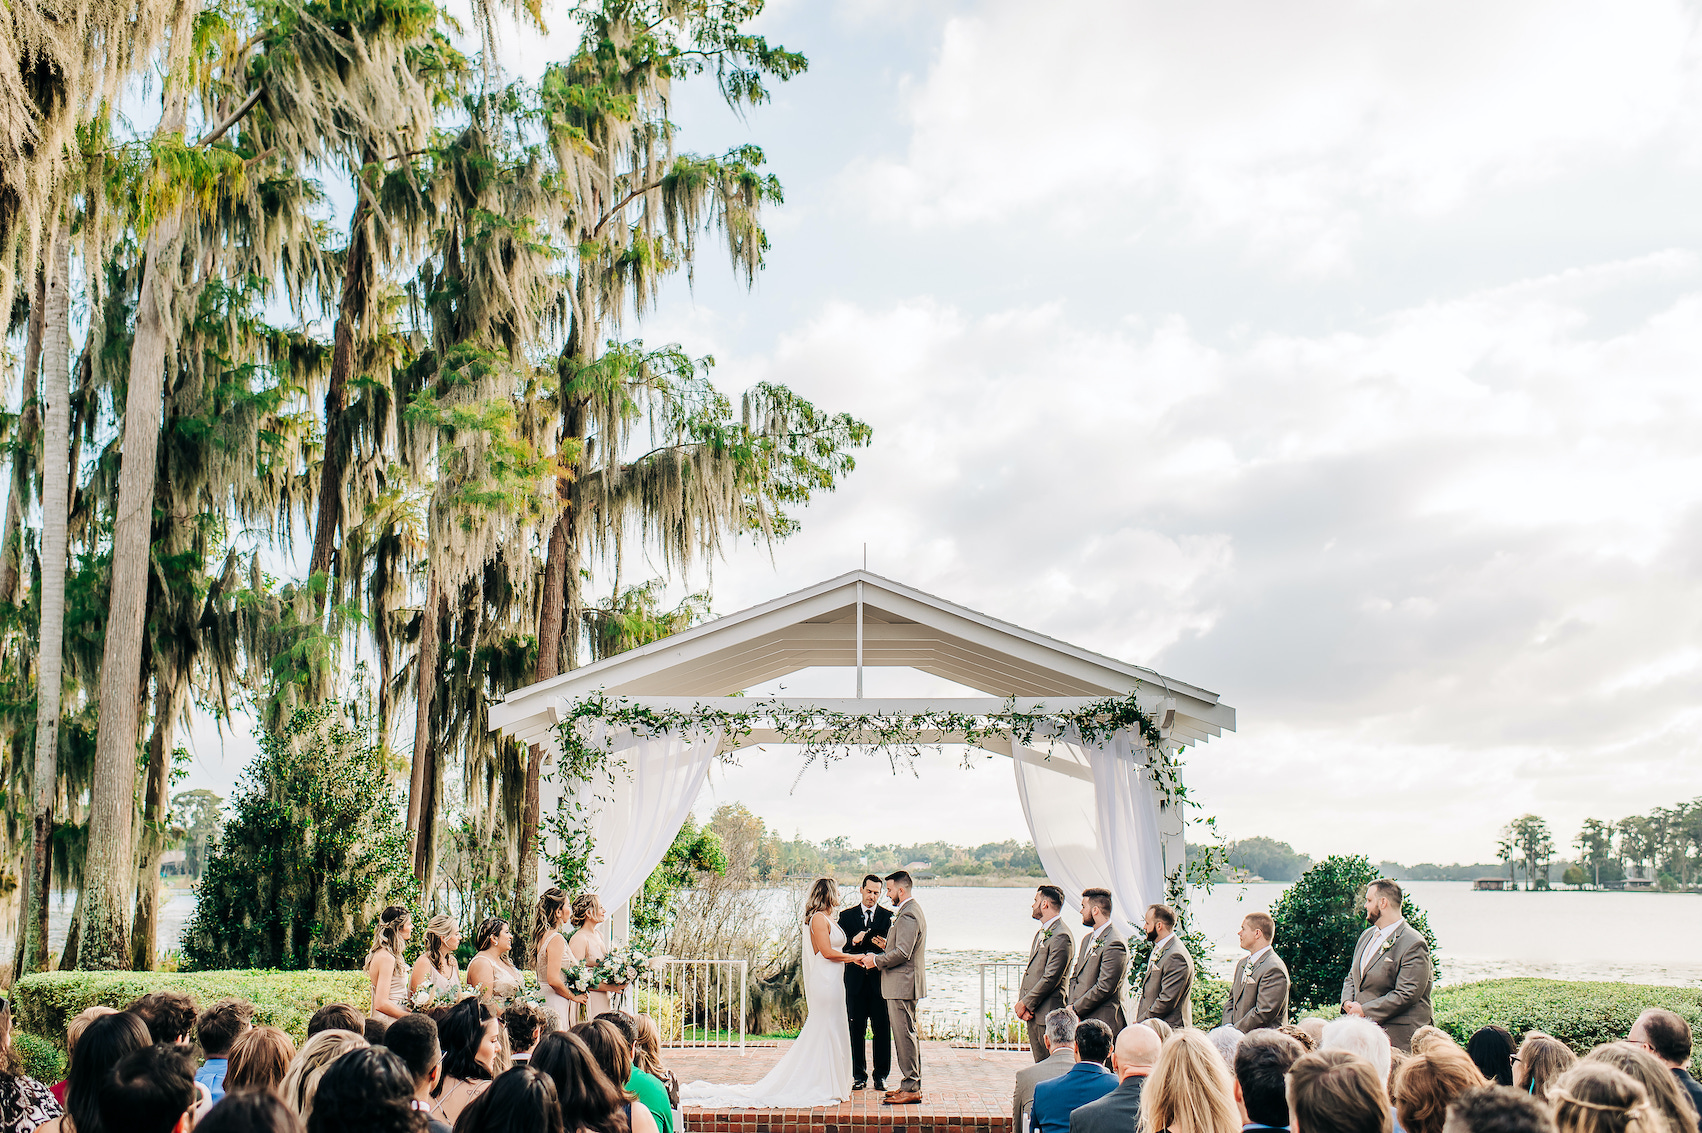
xmin=489 ymin=570 xmax=1235 ymax=755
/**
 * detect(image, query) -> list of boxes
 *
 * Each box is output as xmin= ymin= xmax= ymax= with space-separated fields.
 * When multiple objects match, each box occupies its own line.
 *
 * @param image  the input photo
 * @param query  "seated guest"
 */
xmin=36 ymin=1010 xmax=152 ymax=1133
xmin=595 ymin=1012 xmax=675 ymax=1133
xmin=194 ymin=998 xmax=254 ymax=1103
xmin=1297 ymin=1020 xmax=1327 ymax=1048
xmin=1411 ymin=1029 xmax=1457 ymax=1056
xmin=1393 ymin=1042 xmax=1487 ymax=1133
xmin=1211 ymin=1027 xmax=1246 ymax=1070
xmin=529 ymin=1032 xmax=631 ymax=1133
xmin=1235 ymin=1028 xmax=1306 ymax=1131
xmin=364 ymin=1018 xmax=389 ymax=1045
xmin=1322 ymin=1016 xmax=1400 ymax=1130
xmin=1465 ymin=1028 xmax=1516 ymax=1088
xmin=1548 ymin=1064 xmax=1659 ymax=1133
xmin=51 ymin=1006 xmax=116 ymax=1106
xmin=1442 ymin=1087 xmax=1556 ymax=1133
xmin=634 ymin=1015 xmax=680 ymax=1108
xmin=382 ymin=1013 xmax=451 ymax=1133
xmin=1140 ymin=1028 xmax=1241 ymax=1133
xmin=1630 ymin=1008 xmax=1702 ymax=1123
xmin=0 ymin=999 xmax=60 ymax=1132
xmin=431 ymin=998 xmax=502 ymax=1125
xmin=1147 ymin=1019 xmax=1174 ymax=1043
xmin=1016 ymin=1008 xmax=1079 ymax=1132
xmin=1583 ymin=1043 xmax=1699 ymax=1133
xmin=225 ymin=1025 xmax=296 ymax=1096
xmin=506 ymin=1002 xmax=549 ymax=1065
xmin=453 ymin=1066 xmax=566 ymax=1133
xmin=1070 ymin=1023 xmax=1162 ymax=1133
xmin=127 ymin=992 xmax=199 ymax=1046
xmin=305 ymin=1047 xmax=422 ymax=1133
xmin=1280 ymin=1025 xmax=1317 ymax=1053
xmin=195 ymin=1090 xmax=305 ymax=1133
xmin=572 ymin=1020 xmax=660 ymax=1133
xmin=99 ymin=1044 xmax=199 ymax=1133
xmin=1514 ymin=1035 xmax=1576 ymax=1105
xmin=306 ymin=1004 xmax=365 ymax=1038
xmin=280 ymin=1028 xmax=368 ymax=1122
xmin=1031 ymin=1020 xmax=1118 ymax=1133
xmin=1287 ymin=1050 xmax=1391 ymax=1133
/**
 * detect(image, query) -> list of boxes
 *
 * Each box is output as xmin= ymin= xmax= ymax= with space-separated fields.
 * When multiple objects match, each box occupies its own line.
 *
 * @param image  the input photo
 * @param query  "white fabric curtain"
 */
xmin=572 ymin=722 xmax=724 ymax=916
xmin=1012 ymin=727 xmax=1174 ymax=936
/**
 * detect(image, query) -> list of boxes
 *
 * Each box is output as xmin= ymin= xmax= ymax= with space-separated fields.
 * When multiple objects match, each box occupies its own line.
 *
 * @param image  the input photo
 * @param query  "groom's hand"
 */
xmin=872 ymin=935 xmax=886 ymax=949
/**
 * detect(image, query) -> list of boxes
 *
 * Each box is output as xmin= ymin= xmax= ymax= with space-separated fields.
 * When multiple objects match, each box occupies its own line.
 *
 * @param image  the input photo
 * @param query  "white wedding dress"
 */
xmin=681 ymin=918 xmax=852 ymax=1108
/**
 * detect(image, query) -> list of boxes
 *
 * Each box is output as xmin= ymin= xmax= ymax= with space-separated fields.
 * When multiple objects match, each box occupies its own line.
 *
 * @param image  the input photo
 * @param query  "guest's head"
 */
xmin=1238 ymin=912 xmax=1275 ymax=953
xmin=1077 ymin=1020 xmax=1114 ymax=1068
xmin=1411 ymin=1027 xmax=1457 ymax=1055
xmin=197 ymin=998 xmax=255 ymax=1058
xmin=530 ymin=1032 xmax=628 ymax=1133
xmin=1288 ymin=1049 xmax=1392 ymax=1133
xmin=1466 ymin=1026 xmax=1516 ymax=1087
xmin=99 ymin=1042 xmax=198 ymax=1133
xmin=1079 ymin=887 xmax=1112 ymax=930
xmin=506 ymin=1001 xmax=549 ymax=1057
xmin=1322 ymin=1015 xmax=1393 ymax=1087
xmin=307 ymin=1003 xmax=364 ymax=1037
xmin=1583 ymin=1042 xmax=1699 ymax=1133
xmin=574 ymin=1019 xmax=636 ymax=1093
xmin=1514 ymin=1034 xmax=1577 ymax=1104
xmin=1113 ymin=1023 xmax=1163 ymax=1079
xmin=1141 ymin=902 xmax=1175 ymax=942
xmin=68 ymin=1010 xmax=151 ymax=1133
xmin=1298 ymin=1019 xmax=1327 ymax=1047
xmin=1281 ymin=1025 xmax=1317 ymax=1052
xmin=1393 ymin=1042 xmax=1489 ymax=1133
xmin=475 ymin=916 xmax=513 ymax=957
xmin=1141 ymin=1028 xmax=1241 ymax=1133
xmin=570 ymin=893 xmax=605 ymax=929
xmin=1363 ymin=879 xmax=1404 ymax=927
xmin=1044 ymin=1007 xmax=1079 ymax=1054
xmin=885 ymin=871 xmax=913 ymax=902
xmin=280 ymin=1028 xmax=368 ymax=1119
xmin=440 ymin=997 xmax=501 ymax=1083
xmin=65 ymin=1005 xmax=118 ymax=1068
xmin=1235 ymin=1029 xmax=1304 ymax=1129
xmin=1033 ymin=885 xmax=1065 ymax=921
xmin=370 ymin=905 xmax=412 ymax=959
xmin=1443 ymin=1087 xmax=1557 ymax=1133
xmin=1209 ymin=1026 xmax=1245 ymax=1070
xmin=225 ymin=1025 xmax=296 ymax=1094
xmin=633 ymin=1014 xmax=668 ymax=1080
xmin=127 ymin=990 xmax=198 ymax=1045
xmin=805 ymin=877 xmax=839 ymax=919
xmin=382 ymin=1013 xmax=442 ymax=1098
xmin=596 ymin=1012 xmax=640 ymax=1056
xmin=1628 ymin=1010 xmax=1693 ymax=1071
xmin=305 ymin=1046 xmax=423 ymax=1133
xmin=196 ymin=1090 xmax=305 ymax=1133
xmin=455 ymin=1066 xmax=565 ymax=1133
xmin=1146 ymin=1018 xmax=1174 ymax=1042
xmin=1549 ymin=1063 xmax=1659 ymax=1133
xmin=363 ymin=1017 xmax=389 ymax=1045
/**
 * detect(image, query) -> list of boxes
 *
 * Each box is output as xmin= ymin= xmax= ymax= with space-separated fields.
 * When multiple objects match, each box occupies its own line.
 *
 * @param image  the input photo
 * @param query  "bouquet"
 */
xmin=593 ymin=944 xmax=652 ymax=989
xmin=505 ymin=970 xmax=549 ymax=1011
xmin=411 ymin=981 xmax=478 ymax=1013
xmin=561 ymin=957 xmax=599 ymax=997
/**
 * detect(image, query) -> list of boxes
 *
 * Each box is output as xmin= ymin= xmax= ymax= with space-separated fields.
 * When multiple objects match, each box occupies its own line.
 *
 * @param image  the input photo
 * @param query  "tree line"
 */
xmin=0 ymin=0 xmax=868 ymax=975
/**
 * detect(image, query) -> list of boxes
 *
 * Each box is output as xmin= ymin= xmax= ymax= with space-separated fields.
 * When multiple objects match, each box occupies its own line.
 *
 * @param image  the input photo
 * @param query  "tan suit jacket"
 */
xmin=876 ymin=900 xmax=927 ymax=1000
xmin=1226 ymin=947 xmax=1289 ymax=1032
xmin=1019 ymin=920 xmax=1074 ymax=1060
xmin=1066 ymin=923 xmax=1129 ymax=1033
xmin=1135 ymin=933 xmax=1194 ymax=1029
xmin=1340 ymin=921 xmax=1432 ymax=1051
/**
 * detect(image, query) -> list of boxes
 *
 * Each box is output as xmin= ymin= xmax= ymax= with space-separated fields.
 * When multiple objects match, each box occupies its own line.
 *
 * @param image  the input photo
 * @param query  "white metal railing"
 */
xmin=977 ymin=960 xmax=1029 ymax=1056
xmin=635 ymin=958 xmax=748 ymax=1052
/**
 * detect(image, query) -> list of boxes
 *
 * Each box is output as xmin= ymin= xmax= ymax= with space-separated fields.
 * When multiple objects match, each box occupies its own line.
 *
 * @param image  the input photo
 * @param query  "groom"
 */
xmin=838 ymin=874 xmax=893 ymax=1091
xmin=862 ymin=869 xmax=927 ymax=1105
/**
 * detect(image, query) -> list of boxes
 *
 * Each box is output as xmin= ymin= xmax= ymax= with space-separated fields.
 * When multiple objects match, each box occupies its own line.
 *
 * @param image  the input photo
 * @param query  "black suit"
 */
xmin=838 ymin=902 xmax=893 ymax=1084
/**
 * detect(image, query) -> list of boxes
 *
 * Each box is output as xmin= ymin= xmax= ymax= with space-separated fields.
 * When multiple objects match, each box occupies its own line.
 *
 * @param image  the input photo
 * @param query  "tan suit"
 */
xmin=1135 ymin=933 xmax=1194 ymax=1029
xmin=874 ymin=898 xmax=927 ymax=1092
xmin=1066 ymin=923 xmax=1128 ymax=1033
xmin=1226 ymin=947 xmax=1289 ymax=1032
xmin=1018 ymin=920 xmax=1074 ymax=1062
xmin=1341 ymin=921 xmax=1432 ymax=1051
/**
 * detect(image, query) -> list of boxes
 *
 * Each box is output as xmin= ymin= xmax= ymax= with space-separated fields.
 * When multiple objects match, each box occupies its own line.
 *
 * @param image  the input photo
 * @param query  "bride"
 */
xmin=681 ymin=877 xmax=857 ymax=1108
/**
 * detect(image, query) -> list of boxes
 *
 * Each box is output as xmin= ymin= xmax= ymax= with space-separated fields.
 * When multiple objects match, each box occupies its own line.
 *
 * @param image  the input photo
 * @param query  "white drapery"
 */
xmin=1012 ymin=728 xmax=1176 ymax=937
xmin=571 ymin=722 xmax=725 ymax=914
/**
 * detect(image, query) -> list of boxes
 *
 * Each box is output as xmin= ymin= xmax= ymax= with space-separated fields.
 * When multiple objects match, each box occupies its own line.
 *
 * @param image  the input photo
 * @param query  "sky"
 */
xmin=184 ymin=0 xmax=1702 ymax=866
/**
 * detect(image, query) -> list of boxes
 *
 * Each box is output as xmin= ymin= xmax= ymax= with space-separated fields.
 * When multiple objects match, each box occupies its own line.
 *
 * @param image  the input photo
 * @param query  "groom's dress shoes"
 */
xmin=882 ymin=1091 xmax=923 ymax=1105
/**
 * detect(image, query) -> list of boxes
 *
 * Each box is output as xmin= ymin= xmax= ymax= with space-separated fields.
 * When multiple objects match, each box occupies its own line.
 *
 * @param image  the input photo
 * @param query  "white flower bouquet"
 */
xmin=411 ymin=981 xmax=478 ymax=1013
xmin=593 ymin=943 xmax=650 ymax=988
xmin=561 ymin=957 xmax=599 ymax=997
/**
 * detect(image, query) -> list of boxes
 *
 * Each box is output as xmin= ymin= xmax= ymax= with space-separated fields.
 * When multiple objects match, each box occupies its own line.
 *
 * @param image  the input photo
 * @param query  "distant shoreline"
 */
xmin=914 ymin=875 xmax=1050 ymax=888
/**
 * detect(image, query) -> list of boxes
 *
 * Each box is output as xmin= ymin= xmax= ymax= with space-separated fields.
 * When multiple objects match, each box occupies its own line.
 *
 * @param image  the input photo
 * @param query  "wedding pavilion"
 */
xmin=488 ymin=570 xmax=1236 ymax=934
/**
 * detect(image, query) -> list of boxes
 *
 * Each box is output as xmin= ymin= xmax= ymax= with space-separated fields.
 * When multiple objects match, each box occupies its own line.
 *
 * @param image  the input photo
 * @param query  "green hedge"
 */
xmin=14 ymin=1033 xmax=63 ymax=1083
xmin=1191 ymin=977 xmax=1229 ymax=1028
xmin=1434 ymin=979 xmax=1702 ymax=1073
xmin=13 ymin=970 xmax=372 ymax=1049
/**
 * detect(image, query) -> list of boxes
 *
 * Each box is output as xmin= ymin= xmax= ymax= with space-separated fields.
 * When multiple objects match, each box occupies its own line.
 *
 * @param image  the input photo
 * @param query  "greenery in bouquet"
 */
xmin=562 ymin=958 xmax=599 ymax=997
xmin=412 ymin=982 xmax=478 ymax=1013
xmin=507 ymin=970 xmax=549 ymax=1011
xmin=594 ymin=944 xmax=652 ymax=988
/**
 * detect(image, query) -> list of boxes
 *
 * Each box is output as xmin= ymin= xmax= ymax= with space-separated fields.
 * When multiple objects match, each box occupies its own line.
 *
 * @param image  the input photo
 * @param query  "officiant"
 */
xmin=839 ymin=873 xmax=894 ymax=1091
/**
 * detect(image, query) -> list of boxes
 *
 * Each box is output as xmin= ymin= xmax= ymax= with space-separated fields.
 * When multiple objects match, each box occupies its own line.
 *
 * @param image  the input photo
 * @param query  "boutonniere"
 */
xmin=1090 ymin=936 xmax=1107 ymax=953
xmin=1376 ymin=937 xmax=1396 ymax=959
xmin=1040 ymin=926 xmax=1056 ymax=941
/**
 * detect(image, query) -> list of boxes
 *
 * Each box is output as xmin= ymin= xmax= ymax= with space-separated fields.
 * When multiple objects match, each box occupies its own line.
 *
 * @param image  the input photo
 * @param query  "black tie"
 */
xmin=865 ymin=908 xmax=872 ymax=928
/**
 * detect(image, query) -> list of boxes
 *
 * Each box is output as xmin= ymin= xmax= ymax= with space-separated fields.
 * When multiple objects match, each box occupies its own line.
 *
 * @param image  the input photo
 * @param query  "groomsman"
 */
xmin=1340 ymin=878 xmax=1433 ymax=1051
xmin=1015 ymin=885 xmax=1074 ymax=1062
xmin=1225 ymin=912 xmax=1289 ymax=1032
xmin=1066 ymin=888 xmax=1128 ymax=1033
xmin=838 ymin=874 xmax=893 ymax=1090
xmin=1135 ymin=903 xmax=1194 ymax=1029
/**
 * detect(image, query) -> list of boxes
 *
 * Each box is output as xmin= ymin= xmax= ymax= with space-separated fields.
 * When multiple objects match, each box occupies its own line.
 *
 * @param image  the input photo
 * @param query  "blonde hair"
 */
xmin=571 ymin=893 xmax=601 ymax=928
xmin=1584 ymin=1043 xmax=1699 ymax=1133
xmin=633 ymin=1014 xmax=667 ymax=1079
xmin=280 ymin=1028 xmax=368 ymax=1120
xmin=226 ymin=1025 xmax=297 ymax=1094
xmin=1516 ymin=1034 xmax=1578 ymax=1103
xmin=425 ymin=914 xmax=459 ymax=971
xmin=66 ymin=1005 xmax=118 ymax=1061
xmin=804 ymin=878 xmax=838 ymax=922
xmin=1551 ymin=1063 xmax=1659 ymax=1133
xmin=1141 ymin=1029 xmax=1241 ymax=1133
xmin=1393 ymin=1043 xmax=1487 ymax=1133
xmin=1410 ymin=1026 xmax=1457 ymax=1055
xmin=532 ymin=887 xmax=569 ymax=961
xmin=368 ymin=905 xmax=410 ymax=963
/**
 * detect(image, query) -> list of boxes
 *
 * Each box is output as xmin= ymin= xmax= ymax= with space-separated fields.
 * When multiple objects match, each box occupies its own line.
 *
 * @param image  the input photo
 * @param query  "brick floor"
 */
xmin=668 ymin=1041 xmax=1029 ymax=1133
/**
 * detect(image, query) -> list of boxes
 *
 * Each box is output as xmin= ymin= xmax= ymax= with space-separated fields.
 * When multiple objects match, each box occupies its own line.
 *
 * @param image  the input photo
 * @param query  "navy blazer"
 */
xmin=1031 ymin=1062 xmax=1117 ymax=1133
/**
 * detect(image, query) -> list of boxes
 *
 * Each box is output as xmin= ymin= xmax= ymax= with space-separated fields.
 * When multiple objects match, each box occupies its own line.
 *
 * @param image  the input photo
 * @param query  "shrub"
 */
xmin=183 ymin=703 xmax=419 ymax=970
xmin=1191 ymin=976 xmax=1229 ymax=1028
xmin=12 ymin=969 xmax=371 ymax=1049
xmin=1433 ymin=978 xmax=1702 ymax=1073
xmin=13 ymin=1032 xmax=63 ymax=1082
xmin=1270 ymin=855 xmax=1438 ymax=1009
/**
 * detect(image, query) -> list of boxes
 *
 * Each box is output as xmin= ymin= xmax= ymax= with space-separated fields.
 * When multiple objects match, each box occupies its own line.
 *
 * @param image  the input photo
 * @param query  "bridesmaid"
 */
xmin=565 ymin=893 xmax=627 ymax=1017
xmin=533 ymin=888 xmax=584 ymax=1029
xmin=364 ymin=906 xmax=413 ymax=1020
xmin=411 ymin=914 xmax=462 ymax=999
xmin=466 ymin=916 xmax=524 ymax=1009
